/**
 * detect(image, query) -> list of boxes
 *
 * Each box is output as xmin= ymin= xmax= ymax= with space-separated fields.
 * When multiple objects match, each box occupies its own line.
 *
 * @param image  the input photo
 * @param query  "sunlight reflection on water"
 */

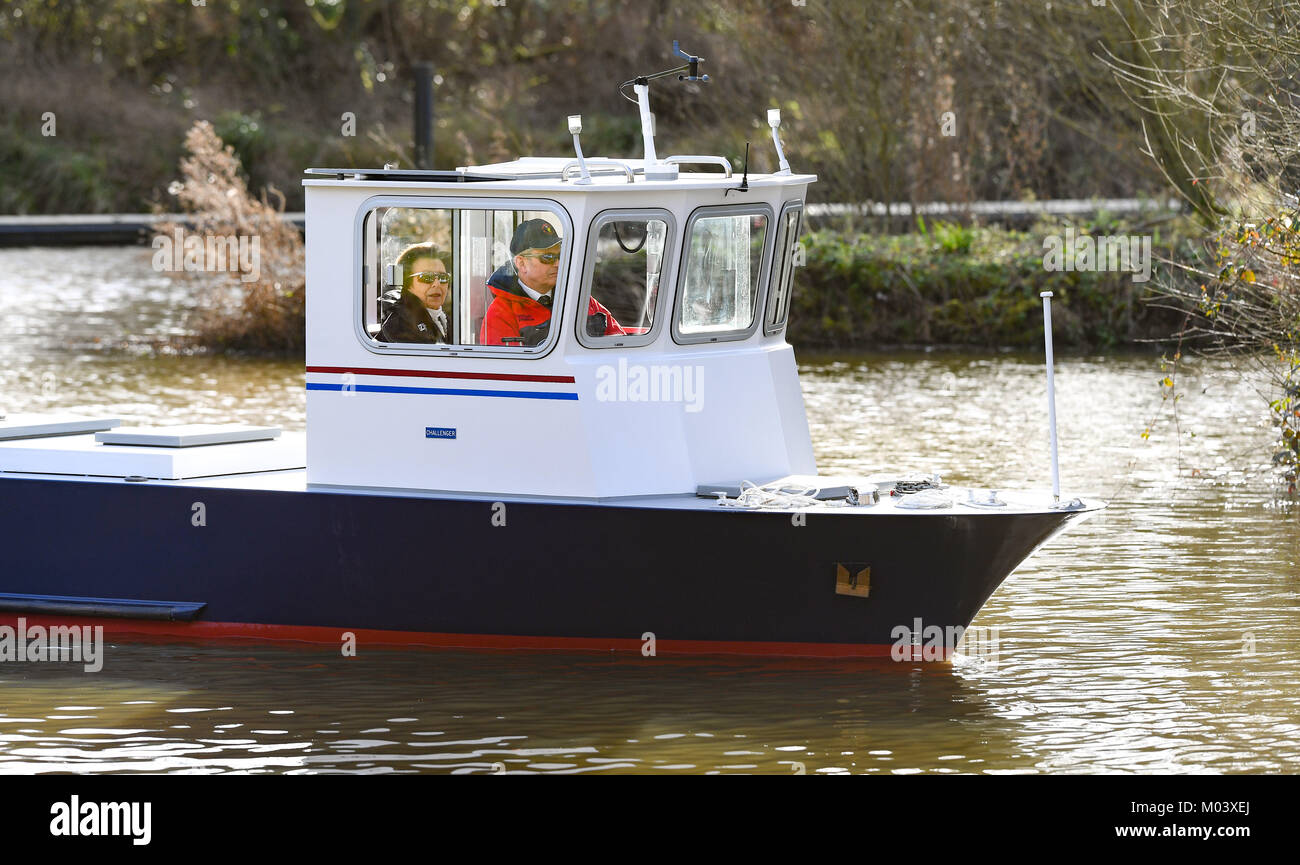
xmin=1 ymin=248 xmax=1298 ymax=774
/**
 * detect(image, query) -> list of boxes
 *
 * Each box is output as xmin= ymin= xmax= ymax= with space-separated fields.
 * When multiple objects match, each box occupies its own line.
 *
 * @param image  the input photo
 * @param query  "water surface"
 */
xmin=1 ymin=246 xmax=1297 ymax=774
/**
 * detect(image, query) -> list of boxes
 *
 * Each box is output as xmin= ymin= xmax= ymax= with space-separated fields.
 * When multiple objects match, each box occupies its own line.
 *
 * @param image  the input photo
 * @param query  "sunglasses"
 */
xmin=519 ymin=252 xmax=561 ymax=265
xmin=411 ymin=271 xmax=451 ymax=284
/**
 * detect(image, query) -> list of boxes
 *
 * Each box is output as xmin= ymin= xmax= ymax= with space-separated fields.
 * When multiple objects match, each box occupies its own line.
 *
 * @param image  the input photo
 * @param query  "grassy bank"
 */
xmin=789 ymin=219 xmax=1196 ymax=352
xmin=154 ymin=120 xmax=1199 ymax=357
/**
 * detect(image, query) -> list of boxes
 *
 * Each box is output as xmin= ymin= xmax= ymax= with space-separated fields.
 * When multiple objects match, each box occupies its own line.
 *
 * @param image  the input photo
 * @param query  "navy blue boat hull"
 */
xmin=0 ymin=476 xmax=1084 ymax=656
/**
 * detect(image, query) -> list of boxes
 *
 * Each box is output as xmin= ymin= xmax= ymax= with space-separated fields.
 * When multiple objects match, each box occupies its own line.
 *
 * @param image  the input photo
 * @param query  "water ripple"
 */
xmin=2 ymin=253 xmax=1299 ymax=772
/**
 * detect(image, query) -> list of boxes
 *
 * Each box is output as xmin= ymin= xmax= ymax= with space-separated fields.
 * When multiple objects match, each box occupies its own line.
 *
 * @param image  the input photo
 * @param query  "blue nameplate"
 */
xmin=425 ymin=427 xmax=457 ymax=439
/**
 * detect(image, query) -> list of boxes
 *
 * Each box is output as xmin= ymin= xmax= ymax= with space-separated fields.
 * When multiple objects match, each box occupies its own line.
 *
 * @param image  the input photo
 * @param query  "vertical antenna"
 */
xmin=1041 ymin=291 xmax=1061 ymax=503
xmin=725 ymin=143 xmax=750 ymax=196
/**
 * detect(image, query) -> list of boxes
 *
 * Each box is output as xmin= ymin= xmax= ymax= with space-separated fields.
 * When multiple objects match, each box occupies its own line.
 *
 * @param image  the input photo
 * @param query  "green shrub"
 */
xmin=0 ymin=125 xmax=114 ymax=214
xmin=788 ymin=224 xmax=1188 ymax=350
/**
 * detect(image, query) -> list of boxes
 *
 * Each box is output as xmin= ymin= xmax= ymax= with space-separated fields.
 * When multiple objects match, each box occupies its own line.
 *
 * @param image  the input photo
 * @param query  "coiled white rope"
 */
xmin=893 ymin=488 xmax=953 ymax=509
xmin=714 ymin=480 xmax=853 ymax=510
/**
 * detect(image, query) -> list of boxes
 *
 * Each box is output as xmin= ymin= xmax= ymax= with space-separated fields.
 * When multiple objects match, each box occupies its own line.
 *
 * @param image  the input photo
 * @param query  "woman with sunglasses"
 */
xmin=480 ymin=218 xmax=625 ymax=347
xmin=379 ymin=242 xmax=453 ymax=344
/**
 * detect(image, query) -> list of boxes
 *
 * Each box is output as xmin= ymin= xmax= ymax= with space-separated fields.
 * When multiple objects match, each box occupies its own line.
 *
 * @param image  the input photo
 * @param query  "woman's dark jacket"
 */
xmin=378 ymin=288 xmax=450 ymax=343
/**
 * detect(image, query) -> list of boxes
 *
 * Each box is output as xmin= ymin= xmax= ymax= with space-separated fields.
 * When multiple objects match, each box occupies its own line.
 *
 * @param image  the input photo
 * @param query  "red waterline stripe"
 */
xmin=307 ymin=365 xmax=575 ymax=384
xmin=0 ymin=613 xmax=933 ymax=659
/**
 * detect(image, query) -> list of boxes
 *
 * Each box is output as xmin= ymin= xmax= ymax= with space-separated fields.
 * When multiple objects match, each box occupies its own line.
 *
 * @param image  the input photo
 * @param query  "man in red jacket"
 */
xmin=479 ymin=219 xmax=625 ymax=346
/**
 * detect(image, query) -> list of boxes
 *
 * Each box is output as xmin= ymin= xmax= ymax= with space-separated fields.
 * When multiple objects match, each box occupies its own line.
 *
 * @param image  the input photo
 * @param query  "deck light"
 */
xmin=568 ymin=114 xmax=592 ymax=184
xmin=768 ymin=108 xmax=791 ymax=175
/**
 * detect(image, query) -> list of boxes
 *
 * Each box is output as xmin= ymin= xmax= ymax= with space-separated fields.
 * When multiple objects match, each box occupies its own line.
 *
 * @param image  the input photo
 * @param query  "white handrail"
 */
xmin=559 ymin=159 xmax=635 ymax=183
xmin=663 ymin=155 xmax=733 ymax=177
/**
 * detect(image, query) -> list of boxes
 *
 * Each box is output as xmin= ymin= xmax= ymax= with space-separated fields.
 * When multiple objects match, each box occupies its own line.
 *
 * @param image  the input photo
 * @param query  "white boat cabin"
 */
xmin=303 ymin=153 xmax=818 ymax=499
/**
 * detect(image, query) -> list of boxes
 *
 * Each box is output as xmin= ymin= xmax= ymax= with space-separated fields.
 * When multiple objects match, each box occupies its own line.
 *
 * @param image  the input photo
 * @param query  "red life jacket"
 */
xmin=479 ymin=266 xmax=625 ymax=345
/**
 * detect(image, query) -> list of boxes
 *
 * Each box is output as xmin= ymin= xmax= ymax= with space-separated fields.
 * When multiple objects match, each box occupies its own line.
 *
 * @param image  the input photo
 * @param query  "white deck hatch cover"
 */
xmin=95 ymin=424 xmax=281 ymax=448
xmin=0 ymin=414 xmax=122 ymax=441
xmin=0 ymin=426 xmax=305 ymax=480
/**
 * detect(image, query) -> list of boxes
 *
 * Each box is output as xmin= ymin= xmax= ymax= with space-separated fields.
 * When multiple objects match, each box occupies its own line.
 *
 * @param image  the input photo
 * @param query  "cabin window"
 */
xmin=577 ymin=210 xmax=674 ymax=348
xmin=763 ymin=203 xmax=803 ymax=335
xmin=359 ymin=201 xmax=569 ymax=353
xmin=673 ymin=206 xmax=771 ymax=343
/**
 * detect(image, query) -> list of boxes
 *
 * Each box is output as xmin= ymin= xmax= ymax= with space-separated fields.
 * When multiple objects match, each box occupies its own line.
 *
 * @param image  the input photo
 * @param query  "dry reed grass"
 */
xmin=158 ymin=121 xmax=305 ymax=354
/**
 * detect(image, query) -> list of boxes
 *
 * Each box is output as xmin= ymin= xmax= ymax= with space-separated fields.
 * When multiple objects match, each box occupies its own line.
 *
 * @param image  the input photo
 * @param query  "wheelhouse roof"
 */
xmin=303 ymin=157 xmax=815 ymax=193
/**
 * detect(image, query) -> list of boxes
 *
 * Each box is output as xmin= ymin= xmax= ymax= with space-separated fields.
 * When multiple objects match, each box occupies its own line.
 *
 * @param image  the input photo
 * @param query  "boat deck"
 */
xmin=0 ymin=417 xmax=1102 ymax=516
xmin=0 ymin=459 xmax=1101 ymax=517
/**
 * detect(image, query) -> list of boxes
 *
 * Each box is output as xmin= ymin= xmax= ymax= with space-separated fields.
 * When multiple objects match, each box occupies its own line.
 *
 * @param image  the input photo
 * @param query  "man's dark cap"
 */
xmin=510 ymin=219 xmax=562 ymax=255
